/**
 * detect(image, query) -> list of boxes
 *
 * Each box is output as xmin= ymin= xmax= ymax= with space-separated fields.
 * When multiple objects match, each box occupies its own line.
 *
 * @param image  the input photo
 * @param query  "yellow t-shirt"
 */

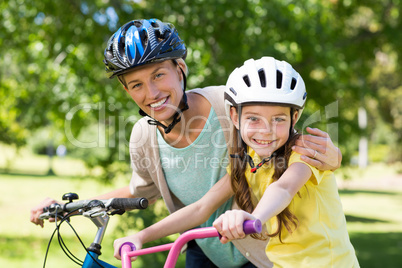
xmin=233 ymin=150 xmax=359 ymax=268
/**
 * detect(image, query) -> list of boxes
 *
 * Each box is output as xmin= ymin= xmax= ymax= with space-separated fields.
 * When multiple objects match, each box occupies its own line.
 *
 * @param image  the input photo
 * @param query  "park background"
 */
xmin=1 ymin=0 xmax=401 ymax=267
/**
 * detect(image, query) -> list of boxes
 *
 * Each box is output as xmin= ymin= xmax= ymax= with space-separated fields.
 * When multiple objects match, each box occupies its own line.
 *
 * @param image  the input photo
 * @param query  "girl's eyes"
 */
xmin=249 ymin=117 xmax=259 ymax=121
xmin=246 ymin=117 xmax=286 ymax=122
xmin=273 ymin=117 xmax=285 ymax=122
xmin=245 ymin=117 xmax=261 ymax=123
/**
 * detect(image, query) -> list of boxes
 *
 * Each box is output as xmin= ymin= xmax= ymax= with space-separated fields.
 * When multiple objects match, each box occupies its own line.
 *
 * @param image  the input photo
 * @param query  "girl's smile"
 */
xmin=252 ymin=138 xmax=277 ymax=146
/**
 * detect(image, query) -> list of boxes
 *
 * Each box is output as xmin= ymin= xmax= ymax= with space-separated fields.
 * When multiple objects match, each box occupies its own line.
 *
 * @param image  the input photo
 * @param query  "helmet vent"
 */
xmin=276 ymin=70 xmax=283 ymax=89
xmin=243 ymin=75 xmax=251 ymax=87
xmin=258 ymin=69 xmax=266 ymax=87
xmin=290 ymin=78 xmax=297 ymax=90
xmin=229 ymin=87 xmax=237 ymax=96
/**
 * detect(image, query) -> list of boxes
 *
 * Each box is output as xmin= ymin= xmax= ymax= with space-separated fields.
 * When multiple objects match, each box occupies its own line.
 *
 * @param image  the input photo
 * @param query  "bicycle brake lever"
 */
xmin=83 ymin=208 xmax=107 ymax=218
xmin=39 ymin=211 xmax=52 ymax=220
xmin=109 ymin=209 xmax=125 ymax=216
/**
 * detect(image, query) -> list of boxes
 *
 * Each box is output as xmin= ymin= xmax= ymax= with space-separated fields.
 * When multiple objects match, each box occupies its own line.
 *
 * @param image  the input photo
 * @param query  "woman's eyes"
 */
xmin=130 ymin=83 xmax=142 ymax=90
xmin=155 ymin=72 xmax=165 ymax=79
xmin=128 ymin=73 xmax=165 ymax=90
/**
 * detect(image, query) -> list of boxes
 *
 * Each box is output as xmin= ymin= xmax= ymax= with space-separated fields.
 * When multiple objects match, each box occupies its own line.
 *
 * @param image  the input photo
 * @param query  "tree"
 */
xmin=1 ymin=0 xmax=401 ymax=178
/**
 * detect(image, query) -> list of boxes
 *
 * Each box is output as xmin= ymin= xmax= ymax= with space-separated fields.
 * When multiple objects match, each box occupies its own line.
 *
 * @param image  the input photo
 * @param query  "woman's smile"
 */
xmin=150 ymin=97 xmax=169 ymax=110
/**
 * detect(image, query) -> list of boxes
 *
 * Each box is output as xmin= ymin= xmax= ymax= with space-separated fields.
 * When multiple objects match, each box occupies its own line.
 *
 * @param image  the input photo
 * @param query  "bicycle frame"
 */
xmin=83 ymin=252 xmax=116 ymax=268
xmin=120 ymin=220 xmax=262 ymax=268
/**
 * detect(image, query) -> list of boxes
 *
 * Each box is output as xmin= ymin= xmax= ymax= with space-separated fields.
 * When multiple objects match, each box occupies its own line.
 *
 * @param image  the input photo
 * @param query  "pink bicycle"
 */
xmin=119 ymin=220 xmax=262 ymax=268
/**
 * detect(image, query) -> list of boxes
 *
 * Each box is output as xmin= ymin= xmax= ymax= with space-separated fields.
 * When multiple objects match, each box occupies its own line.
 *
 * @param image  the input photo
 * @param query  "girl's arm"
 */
xmin=113 ymin=173 xmax=233 ymax=259
xmin=214 ymin=163 xmax=312 ymax=243
xmin=252 ymin=162 xmax=311 ymax=223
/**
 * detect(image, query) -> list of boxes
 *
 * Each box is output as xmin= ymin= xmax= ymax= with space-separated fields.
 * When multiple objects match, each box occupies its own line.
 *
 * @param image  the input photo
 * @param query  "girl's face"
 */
xmin=230 ymin=105 xmax=298 ymax=159
xmin=122 ymin=60 xmax=185 ymax=123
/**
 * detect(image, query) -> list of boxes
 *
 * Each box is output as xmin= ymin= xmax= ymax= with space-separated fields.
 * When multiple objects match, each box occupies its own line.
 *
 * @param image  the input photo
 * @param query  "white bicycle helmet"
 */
xmin=224 ymin=56 xmax=307 ymax=123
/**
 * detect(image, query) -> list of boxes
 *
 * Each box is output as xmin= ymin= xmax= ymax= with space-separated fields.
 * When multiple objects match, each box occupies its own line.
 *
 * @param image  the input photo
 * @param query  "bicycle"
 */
xmin=39 ymin=192 xmax=148 ymax=268
xmin=40 ymin=192 xmax=262 ymax=268
xmin=119 ymin=219 xmax=262 ymax=268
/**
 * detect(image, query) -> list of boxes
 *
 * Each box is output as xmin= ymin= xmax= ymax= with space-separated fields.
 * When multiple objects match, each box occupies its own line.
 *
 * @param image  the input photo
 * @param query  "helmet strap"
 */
xmin=248 ymin=153 xmax=276 ymax=173
xmin=139 ymin=66 xmax=189 ymax=134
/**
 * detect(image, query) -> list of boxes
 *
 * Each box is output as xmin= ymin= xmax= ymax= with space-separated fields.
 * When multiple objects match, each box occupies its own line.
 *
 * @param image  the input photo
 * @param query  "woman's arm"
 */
xmin=113 ymin=173 xmax=234 ymax=259
xmin=30 ymin=186 xmax=135 ymax=228
xmin=293 ymin=127 xmax=342 ymax=171
xmin=214 ymin=163 xmax=312 ymax=243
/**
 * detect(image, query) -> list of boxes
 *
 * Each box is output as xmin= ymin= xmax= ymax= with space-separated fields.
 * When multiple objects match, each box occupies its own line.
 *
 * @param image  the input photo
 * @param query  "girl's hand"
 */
xmin=293 ymin=127 xmax=342 ymax=171
xmin=113 ymin=235 xmax=143 ymax=260
xmin=213 ymin=210 xmax=256 ymax=244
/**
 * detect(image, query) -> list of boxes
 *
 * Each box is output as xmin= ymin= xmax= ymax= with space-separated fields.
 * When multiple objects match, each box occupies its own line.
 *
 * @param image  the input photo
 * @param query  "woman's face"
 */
xmin=231 ymin=105 xmax=297 ymax=158
xmin=122 ymin=60 xmax=184 ymax=123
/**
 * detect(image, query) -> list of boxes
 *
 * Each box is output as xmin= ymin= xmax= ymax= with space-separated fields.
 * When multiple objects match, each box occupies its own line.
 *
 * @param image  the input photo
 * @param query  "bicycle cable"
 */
xmin=42 ymin=208 xmax=107 ymax=268
xmin=56 ymin=214 xmax=84 ymax=266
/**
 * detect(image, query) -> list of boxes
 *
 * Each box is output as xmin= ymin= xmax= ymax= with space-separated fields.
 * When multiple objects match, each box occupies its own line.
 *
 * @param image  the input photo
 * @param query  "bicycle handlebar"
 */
xmin=108 ymin=198 xmax=148 ymax=211
xmin=39 ymin=197 xmax=148 ymax=220
xmin=120 ymin=219 xmax=262 ymax=268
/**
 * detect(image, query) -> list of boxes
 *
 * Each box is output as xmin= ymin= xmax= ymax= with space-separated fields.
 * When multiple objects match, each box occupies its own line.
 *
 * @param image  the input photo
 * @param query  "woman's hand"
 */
xmin=113 ymin=235 xmax=143 ymax=260
xmin=213 ymin=210 xmax=256 ymax=244
xmin=30 ymin=197 xmax=59 ymax=228
xmin=293 ymin=127 xmax=342 ymax=171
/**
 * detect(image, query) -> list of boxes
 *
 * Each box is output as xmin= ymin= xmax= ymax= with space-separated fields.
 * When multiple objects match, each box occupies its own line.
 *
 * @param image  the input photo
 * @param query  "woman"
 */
xmin=31 ymin=19 xmax=342 ymax=268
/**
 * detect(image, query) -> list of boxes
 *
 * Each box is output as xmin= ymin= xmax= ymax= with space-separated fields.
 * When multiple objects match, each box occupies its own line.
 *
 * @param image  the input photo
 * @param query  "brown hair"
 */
xmin=229 ymin=109 xmax=300 ymax=243
xmin=117 ymin=59 xmax=188 ymax=89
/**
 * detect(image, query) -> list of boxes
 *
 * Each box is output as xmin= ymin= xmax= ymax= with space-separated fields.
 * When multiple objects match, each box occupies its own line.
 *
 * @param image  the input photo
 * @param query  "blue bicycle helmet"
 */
xmin=104 ymin=18 xmax=187 ymax=78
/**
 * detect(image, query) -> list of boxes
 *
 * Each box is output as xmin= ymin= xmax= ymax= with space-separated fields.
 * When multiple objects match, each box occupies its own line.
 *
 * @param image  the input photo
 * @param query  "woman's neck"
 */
xmin=158 ymin=92 xmax=211 ymax=147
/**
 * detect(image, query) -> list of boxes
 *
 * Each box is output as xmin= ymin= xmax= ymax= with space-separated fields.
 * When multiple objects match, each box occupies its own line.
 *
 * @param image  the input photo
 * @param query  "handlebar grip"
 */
xmin=109 ymin=198 xmax=148 ymax=210
xmin=217 ymin=220 xmax=262 ymax=239
xmin=120 ymin=242 xmax=136 ymax=255
xmin=120 ymin=242 xmax=136 ymax=268
xmin=243 ymin=219 xmax=262 ymax=234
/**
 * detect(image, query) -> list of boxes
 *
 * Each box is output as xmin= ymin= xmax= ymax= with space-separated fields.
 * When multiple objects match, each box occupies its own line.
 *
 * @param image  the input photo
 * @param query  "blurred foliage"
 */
xmin=1 ymin=0 xmax=401 ymax=180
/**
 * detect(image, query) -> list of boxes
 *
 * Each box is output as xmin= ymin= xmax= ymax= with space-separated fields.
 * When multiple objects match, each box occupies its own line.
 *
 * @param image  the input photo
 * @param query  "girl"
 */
xmin=214 ymin=57 xmax=360 ymax=267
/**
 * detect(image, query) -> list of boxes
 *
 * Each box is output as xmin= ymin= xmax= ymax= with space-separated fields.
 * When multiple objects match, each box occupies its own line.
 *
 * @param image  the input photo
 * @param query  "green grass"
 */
xmin=0 ymin=144 xmax=185 ymax=268
xmin=1 ymin=144 xmax=401 ymax=267
xmin=0 ymin=174 xmax=123 ymax=268
xmin=340 ymin=189 xmax=402 ymax=267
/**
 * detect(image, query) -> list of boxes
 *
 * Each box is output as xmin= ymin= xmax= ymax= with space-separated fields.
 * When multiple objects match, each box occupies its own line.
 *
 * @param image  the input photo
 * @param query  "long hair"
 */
xmin=230 ymin=108 xmax=300 ymax=242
